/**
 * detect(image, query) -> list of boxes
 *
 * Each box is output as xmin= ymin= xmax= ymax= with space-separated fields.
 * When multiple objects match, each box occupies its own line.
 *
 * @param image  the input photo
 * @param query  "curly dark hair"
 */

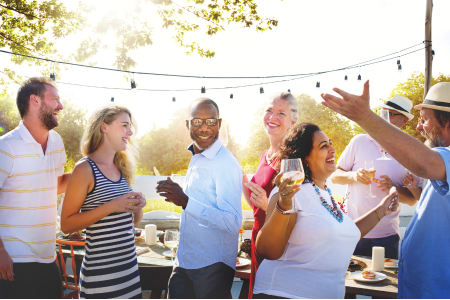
xmin=276 ymin=123 xmax=322 ymax=183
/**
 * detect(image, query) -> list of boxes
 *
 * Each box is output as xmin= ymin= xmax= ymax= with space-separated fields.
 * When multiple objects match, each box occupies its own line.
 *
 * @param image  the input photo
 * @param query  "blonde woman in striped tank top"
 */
xmin=61 ymin=105 xmax=146 ymax=299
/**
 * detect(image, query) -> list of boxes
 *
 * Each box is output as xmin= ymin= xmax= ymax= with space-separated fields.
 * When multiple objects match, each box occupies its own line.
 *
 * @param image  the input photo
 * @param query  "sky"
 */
xmin=2 ymin=0 xmax=450 ymax=144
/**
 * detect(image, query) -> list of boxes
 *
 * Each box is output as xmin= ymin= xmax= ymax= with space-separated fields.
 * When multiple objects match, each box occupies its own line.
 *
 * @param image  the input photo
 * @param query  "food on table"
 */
xmin=362 ymin=271 xmax=376 ymax=279
xmin=134 ymin=229 xmax=142 ymax=237
xmin=385 ymin=258 xmax=396 ymax=266
xmin=349 ymin=260 xmax=358 ymax=265
xmin=67 ymin=231 xmax=83 ymax=240
xmin=236 ymin=258 xmax=240 ymax=265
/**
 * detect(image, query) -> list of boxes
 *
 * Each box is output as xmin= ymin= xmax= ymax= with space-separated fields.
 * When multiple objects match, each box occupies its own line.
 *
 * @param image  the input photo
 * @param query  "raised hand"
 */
xmin=320 ymin=80 xmax=374 ymax=124
xmin=156 ymin=177 xmax=189 ymax=208
xmin=374 ymin=175 xmax=394 ymax=192
xmin=378 ymin=190 xmax=399 ymax=217
xmin=403 ymin=173 xmax=418 ymax=188
xmin=246 ymin=182 xmax=269 ymax=212
xmin=273 ymin=172 xmax=301 ymax=211
xmin=107 ymin=192 xmax=143 ymax=213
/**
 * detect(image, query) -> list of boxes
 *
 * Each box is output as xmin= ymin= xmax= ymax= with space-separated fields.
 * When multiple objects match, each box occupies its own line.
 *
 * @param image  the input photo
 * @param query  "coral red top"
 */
xmin=248 ymin=150 xmax=278 ymax=299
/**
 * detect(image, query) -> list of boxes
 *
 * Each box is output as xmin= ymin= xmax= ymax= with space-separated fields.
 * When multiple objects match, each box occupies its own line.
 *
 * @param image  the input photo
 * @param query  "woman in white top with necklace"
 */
xmin=253 ymin=123 xmax=399 ymax=299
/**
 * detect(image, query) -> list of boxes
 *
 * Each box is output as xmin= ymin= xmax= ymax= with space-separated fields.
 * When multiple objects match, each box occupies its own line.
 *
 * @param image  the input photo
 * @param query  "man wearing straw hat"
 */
xmin=322 ymin=81 xmax=450 ymax=298
xmin=331 ymin=94 xmax=417 ymax=260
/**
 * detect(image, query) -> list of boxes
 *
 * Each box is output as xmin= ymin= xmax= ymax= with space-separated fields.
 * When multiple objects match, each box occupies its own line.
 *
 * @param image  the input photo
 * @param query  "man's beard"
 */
xmin=190 ymin=131 xmax=218 ymax=151
xmin=39 ymin=102 xmax=58 ymax=131
xmin=421 ymin=125 xmax=448 ymax=148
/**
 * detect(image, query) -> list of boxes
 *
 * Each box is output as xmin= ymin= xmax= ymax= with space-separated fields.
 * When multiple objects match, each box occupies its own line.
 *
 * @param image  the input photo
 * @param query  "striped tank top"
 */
xmin=78 ymin=157 xmax=142 ymax=299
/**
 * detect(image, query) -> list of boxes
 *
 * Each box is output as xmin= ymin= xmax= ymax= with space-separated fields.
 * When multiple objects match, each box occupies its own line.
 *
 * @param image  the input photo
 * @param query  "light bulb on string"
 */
xmin=230 ymin=93 xmax=233 ymax=99
xmin=260 ymin=87 xmax=264 ymax=94
xmin=357 ymin=74 xmax=361 ymax=81
xmin=344 ymin=75 xmax=348 ymax=81
xmin=432 ymin=50 xmax=435 ymax=58
xmin=172 ymin=97 xmax=176 ymax=102
xmin=398 ymin=64 xmax=402 ymax=73
xmin=131 ymin=73 xmax=137 ymax=92
xmin=316 ymin=81 xmax=320 ymax=89
xmin=397 ymin=59 xmax=401 ymax=65
xmin=288 ymin=89 xmax=291 ymax=93
xmin=111 ymin=97 xmax=114 ymax=102
xmin=50 ymin=61 xmax=56 ymax=81
xmin=201 ymin=86 xmax=206 ymax=93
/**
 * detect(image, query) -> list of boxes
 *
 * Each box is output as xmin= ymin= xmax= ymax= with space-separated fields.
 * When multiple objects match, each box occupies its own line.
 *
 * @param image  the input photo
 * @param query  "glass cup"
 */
xmin=280 ymin=158 xmax=305 ymax=211
xmin=377 ymin=110 xmax=392 ymax=161
xmin=166 ymin=174 xmax=181 ymax=219
xmin=365 ymin=160 xmax=376 ymax=198
xmin=164 ymin=229 xmax=179 ymax=264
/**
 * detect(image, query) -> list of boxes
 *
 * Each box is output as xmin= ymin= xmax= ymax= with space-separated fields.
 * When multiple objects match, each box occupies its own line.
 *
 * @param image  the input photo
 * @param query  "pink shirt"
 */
xmin=337 ymin=134 xmax=406 ymax=239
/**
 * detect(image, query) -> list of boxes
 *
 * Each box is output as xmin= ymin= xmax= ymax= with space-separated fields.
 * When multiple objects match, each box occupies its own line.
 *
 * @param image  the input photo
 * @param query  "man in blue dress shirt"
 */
xmin=321 ymin=82 xmax=450 ymax=298
xmin=156 ymin=97 xmax=243 ymax=298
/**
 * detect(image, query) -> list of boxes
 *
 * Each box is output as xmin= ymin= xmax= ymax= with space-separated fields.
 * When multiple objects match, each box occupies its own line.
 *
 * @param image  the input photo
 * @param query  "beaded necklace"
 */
xmin=311 ymin=181 xmax=344 ymax=223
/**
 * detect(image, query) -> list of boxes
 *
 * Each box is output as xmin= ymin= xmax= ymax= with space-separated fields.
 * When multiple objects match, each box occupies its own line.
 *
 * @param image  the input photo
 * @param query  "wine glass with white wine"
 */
xmin=166 ymin=174 xmax=181 ymax=219
xmin=219 ymin=125 xmax=228 ymax=147
xmin=365 ymin=160 xmax=376 ymax=198
xmin=377 ymin=110 xmax=392 ymax=161
xmin=280 ymin=158 xmax=305 ymax=212
xmin=164 ymin=229 xmax=179 ymax=264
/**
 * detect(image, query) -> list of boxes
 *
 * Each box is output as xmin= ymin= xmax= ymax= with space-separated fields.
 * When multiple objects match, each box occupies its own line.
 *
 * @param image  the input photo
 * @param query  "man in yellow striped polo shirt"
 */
xmin=0 ymin=77 xmax=71 ymax=298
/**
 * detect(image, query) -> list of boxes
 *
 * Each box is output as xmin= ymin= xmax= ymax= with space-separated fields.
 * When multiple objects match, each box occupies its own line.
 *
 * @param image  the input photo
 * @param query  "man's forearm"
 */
xmin=358 ymin=112 xmax=445 ymax=181
xmin=57 ymin=173 xmax=71 ymax=195
xmin=395 ymin=186 xmax=419 ymax=206
xmin=330 ymin=169 xmax=355 ymax=185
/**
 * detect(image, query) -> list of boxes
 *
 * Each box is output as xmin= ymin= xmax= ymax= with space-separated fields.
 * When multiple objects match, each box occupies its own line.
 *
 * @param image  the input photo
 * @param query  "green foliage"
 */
xmin=381 ymin=72 xmax=450 ymax=142
xmin=0 ymin=92 xmax=21 ymax=134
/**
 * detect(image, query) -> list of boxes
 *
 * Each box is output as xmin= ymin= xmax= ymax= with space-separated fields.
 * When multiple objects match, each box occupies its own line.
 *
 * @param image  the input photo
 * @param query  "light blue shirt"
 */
xmin=398 ymin=147 xmax=450 ymax=298
xmin=175 ymin=139 xmax=242 ymax=270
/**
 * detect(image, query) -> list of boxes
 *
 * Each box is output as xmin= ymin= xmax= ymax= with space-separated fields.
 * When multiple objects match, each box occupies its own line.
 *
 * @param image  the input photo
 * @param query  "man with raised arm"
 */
xmin=321 ymin=81 xmax=450 ymax=298
xmin=156 ymin=98 xmax=242 ymax=299
xmin=0 ymin=77 xmax=70 ymax=298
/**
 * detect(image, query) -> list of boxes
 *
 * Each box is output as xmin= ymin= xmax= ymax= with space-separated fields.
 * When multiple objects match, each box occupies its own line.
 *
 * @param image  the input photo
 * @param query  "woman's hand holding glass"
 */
xmin=377 ymin=190 xmax=399 ymax=217
xmin=107 ymin=192 xmax=143 ymax=213
xmin=274 ymin=172 xmax=301 ymax=211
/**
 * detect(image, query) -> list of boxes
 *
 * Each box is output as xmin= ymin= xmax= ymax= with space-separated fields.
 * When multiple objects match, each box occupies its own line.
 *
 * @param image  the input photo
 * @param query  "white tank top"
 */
xmin=253 ymin=183 xmax=360 ymax=299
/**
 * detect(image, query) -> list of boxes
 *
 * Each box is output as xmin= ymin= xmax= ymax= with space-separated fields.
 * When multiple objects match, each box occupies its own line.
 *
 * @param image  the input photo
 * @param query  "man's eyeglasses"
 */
xmin=188 ymin=118 xmax=221 ymax=127
xmin=418 ymin=115 xmax=435 ymax=125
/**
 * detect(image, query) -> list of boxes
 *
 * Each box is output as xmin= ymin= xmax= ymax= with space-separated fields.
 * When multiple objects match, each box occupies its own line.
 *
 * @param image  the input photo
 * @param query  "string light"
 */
xmin=131 ymin=73 xmax=136 ymax=91
xmin=357 ymin=74 xmax=361 ymax=80
xmin=50 ymin=61 xmax=56 ymax=81
xmin=201 ymin=86 xmax=206 ymax=93
xmin=172 ymin=96 xmax=176 ymax=102
xmin=288 ymin=89 xmax=291 ymax=93
xmin=230 ymin=93 xmax=233 ymax=99
xmin=260 ymin=87 xmax=264 ymax=94
xmin=397 ymin=59 xmax=401 ymax=65
xmin=316 ymin=81 xmax=320 ymax=88
xmin=344 ymin=75 xmax=348 ymax=80
xmin=398 ymin=64 xmax=402 ymax=73
xmin=111 ymin=97 xmax=114 ymax=102
xmin=432 ymin=50 xmax=435 ymax=58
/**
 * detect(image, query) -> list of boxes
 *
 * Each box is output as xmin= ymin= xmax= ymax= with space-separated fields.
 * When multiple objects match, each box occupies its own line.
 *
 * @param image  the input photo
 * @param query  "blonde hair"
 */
xmin=81 ymin=104 xmax=139 ymax=185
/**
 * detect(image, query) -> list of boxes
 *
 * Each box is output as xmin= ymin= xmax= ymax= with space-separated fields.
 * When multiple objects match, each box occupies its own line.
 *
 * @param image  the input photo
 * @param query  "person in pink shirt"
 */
xmin=330 ymin=95 xmax=417 ymax=259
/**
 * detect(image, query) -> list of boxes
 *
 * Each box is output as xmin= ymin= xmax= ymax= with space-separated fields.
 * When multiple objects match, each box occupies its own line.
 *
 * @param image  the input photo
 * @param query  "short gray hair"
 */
xmin=267 ymin=92 xmax=298 ymax=122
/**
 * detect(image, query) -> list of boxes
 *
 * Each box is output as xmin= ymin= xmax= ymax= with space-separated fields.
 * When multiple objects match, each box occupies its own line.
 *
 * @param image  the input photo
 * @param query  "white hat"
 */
xmin=380 ymin=94 xmax=414 ymax=121
xmin=414 ymin=82 xmax=450 ymax=113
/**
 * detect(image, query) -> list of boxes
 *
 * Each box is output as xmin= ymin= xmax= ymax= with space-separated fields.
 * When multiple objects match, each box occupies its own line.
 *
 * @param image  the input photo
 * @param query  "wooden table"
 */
xmin=233 ymin=255 xmax=398 ymax=299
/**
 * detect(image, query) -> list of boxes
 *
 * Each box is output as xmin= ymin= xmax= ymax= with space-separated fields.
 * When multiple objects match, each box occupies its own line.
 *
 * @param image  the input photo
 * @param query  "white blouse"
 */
xmin=253 ymin=182 xmax=360 ymax=299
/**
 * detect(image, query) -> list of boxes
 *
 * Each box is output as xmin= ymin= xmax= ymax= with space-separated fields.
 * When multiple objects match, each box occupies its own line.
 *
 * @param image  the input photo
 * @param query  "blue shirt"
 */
xmin=398 ymin=147 xmax=450 ymax=298
xmin=175 ymin=139 xmax=243 ymax=270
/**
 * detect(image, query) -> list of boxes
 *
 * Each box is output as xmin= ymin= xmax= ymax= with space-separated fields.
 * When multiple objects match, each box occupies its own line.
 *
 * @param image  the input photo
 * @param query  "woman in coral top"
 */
xmin=242 ymin=92 xmax=298 ymax=298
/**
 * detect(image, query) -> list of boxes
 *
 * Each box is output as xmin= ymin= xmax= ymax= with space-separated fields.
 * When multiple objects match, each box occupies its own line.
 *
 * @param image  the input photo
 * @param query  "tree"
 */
xmin=240 ymin=93 xmax=363 ymax=173
xmin=381 ymin=72 xmax=450 ymax=142
xmin=1 ymin=0 xmax=278 ymax=92
xmin=0 ymin=91 xmax=86 ymax=172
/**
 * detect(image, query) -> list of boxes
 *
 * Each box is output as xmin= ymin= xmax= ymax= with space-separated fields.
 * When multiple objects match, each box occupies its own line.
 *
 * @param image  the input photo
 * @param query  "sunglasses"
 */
xmin=188 ymin=118 xmax=221 ymax=127
xmin=388 ymin=112 xmax=404 ymax=118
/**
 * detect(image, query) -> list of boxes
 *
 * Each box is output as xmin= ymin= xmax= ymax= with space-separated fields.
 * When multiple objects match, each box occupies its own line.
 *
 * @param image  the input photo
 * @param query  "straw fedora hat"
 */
xmin=380 ymin=94 xmax=414 ymax=121
xmin=414 ymin=82 xmax=450 ymax=113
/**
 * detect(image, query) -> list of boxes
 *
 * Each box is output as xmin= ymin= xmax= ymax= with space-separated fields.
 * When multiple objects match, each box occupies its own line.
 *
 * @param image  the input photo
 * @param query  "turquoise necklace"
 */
xmin=312 ymin=181 xmax=343 ymax=223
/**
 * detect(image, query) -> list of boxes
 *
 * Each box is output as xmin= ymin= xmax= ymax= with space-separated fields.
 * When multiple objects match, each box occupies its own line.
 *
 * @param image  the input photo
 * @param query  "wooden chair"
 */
xmin=55 ymin=239 xmax=86 ymax=299
xmin=139 ymin=265 xmax=173 ymax=299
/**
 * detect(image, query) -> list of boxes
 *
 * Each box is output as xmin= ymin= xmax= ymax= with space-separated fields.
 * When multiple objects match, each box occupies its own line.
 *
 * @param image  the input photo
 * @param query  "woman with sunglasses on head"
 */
xmin=61 ymin=105 xmax=146 ymax=299
xmin=241 ymin=92 xmax=298 ymax=299
xmin=253 ymin=123 xmax=399 ymax=299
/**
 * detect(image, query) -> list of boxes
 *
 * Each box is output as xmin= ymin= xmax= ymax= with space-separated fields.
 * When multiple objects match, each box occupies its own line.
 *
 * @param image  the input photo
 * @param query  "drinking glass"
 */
xmin=164 ymin=229 xmax=179 ymax=264
xmin=219 ymin=125 xmax=228 ymax=147
xmin=377 ymin=110 xmax=392 ymax=161
xmin=166 ymin=174 xmax=181 ymax=219
xmin=365 ymin=160 xmax=376 ymax=198
xmin=280 ymin=158 xmax=305 ymax=211
xmin=128 ymin=195 xmax=137 ymax=235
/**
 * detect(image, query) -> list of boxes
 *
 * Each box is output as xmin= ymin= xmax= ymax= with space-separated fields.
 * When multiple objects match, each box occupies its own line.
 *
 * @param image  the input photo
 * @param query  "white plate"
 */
xmin=384 ymin=259 xmax=399 ymax=269
xmin=349 ymin=271 xmax=387 ymax=282
xmin=163 ymin=250 xmax=176 ymax=258
xmin=57 ymin=234 xmax=86 ymax=242
xmin=236 ymin=257 xmax=250 ymax=268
